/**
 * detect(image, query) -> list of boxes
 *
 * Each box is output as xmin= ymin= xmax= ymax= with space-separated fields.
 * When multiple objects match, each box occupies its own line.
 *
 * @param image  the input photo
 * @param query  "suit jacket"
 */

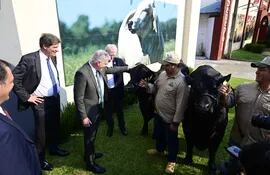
xmin=0 ymin=113 xmax=40 ymax=175
xmin=111 ymin=57 xmax=127 ymax=88
xmin=13 ymin=51 xmax=58 ymax=111
xmin=73 ymin=62 xmax=128 ymax=122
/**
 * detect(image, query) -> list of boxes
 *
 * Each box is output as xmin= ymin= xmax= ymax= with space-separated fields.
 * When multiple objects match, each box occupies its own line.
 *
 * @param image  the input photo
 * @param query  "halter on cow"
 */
xmin=183 ymin=65 xmax=231 ymax=175
xmin=118 ymin=0 xmax=164 ymax=67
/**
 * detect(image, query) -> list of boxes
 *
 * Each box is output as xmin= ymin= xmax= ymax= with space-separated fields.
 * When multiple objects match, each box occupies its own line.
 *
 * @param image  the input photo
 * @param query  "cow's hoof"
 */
xmin=208 ymin=169 xmax=216 ymax=175
xmin=183 ymin=157 xmax=193 ymax=165
xmin=208 ymin=164 xmax=217 ymax=175
xmin=140 ymin=129 xmax=148 ymax=136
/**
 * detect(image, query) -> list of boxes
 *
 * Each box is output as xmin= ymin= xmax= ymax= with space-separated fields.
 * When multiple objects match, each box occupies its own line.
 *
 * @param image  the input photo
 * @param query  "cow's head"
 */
xmin=128 ymin=64 xmax=155 ymax=88
xmin=189 ymin=65 xmax=231 ymax=114
xmin=127 ymin=0 xmax=157 ymax=38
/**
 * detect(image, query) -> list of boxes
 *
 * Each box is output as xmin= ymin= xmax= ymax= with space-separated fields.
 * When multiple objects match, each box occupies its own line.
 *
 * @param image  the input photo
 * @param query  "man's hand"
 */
xmin=169 ymin=123 xmax=178 ymax=132
xmin=27 ymin=95 xmax=44 ymax=105
xmin=138 ymin=79 xmax=148 ymax=88
xmin=82 ymin=117 xmax=92 ymax=127
xmin=218 ymin=83 xmax=231 ymax=97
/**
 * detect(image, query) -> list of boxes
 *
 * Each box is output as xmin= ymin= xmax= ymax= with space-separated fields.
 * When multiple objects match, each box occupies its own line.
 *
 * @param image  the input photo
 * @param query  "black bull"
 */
xmin=183 ymin=65 xmax=231 ymax=174
xmin=127 ymin=63 xmax=189 ymax=135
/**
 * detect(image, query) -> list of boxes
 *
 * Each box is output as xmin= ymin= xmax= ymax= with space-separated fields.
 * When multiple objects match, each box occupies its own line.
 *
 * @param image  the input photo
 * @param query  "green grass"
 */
xmin=229 ymin=49 xmax=265 ymax=62
xmin=44 ymin=78 xmax=252 ymax=175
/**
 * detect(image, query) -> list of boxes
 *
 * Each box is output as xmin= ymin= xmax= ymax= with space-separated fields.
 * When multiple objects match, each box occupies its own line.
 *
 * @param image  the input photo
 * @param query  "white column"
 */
xmin=175 ymin=0 xmax=185 ymax=58
xmin=182 ymin=0 xmax=201 ymax=68
xmin=0 ymin=0 xmax=68 ymax=106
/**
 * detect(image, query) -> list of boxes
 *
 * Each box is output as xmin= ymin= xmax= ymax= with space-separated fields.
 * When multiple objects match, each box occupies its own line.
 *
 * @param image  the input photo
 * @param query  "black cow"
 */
xmin=128 ymin=63 xmax=189 ymax=136
xmin=127 ymin=64 xmax=160 ymax=135
xmin=182 ymin=65 xmax=231 ymax=175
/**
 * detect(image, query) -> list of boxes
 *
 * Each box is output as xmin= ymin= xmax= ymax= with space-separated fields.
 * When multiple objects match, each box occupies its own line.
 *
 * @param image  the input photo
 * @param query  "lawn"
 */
xmin=44 ymin=78 xmax=253 ymax=175
xmin=229 ymin=49 xmax=266 ymax=62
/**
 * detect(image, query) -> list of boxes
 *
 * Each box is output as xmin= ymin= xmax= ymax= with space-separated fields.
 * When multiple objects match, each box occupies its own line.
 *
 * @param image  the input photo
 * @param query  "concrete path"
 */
xmin=195 ymin=59 xmax=256 ymax=80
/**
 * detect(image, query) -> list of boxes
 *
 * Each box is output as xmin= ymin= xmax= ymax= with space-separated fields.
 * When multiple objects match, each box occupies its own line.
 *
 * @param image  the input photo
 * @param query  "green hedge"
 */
xmin=244 ymin=43 xmax=266 ymax=53
xmin=60 ymin=102 xmax=81 ymax=142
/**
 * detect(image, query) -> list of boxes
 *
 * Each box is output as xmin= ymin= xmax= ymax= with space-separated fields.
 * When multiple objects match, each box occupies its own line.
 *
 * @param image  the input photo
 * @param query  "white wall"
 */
xmin=0 ymin=0 xmax=21 ymax=64
xmin=196 ymin=14 xmax=214 ymax=59
xmin=0 ymin=0 xmax=68 ymax=105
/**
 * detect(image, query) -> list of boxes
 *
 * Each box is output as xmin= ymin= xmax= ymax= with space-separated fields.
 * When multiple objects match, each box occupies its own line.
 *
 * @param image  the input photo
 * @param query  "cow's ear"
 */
xmin=218 ymin=74 xmax=231 ymax=85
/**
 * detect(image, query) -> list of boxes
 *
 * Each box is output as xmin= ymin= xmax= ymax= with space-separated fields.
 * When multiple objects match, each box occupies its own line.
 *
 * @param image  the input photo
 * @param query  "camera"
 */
xmin=251 ymin=114 xmax=270 ymax=130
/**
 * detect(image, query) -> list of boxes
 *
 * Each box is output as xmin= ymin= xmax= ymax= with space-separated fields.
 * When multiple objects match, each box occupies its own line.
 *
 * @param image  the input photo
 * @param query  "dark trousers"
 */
xmin=84 ymin=116 xmax=100 ymax=166
xmin=155 ymin=115 xmax=179 ymax=162
xmin=105 ymin=87 xmax=125 ymax=131
xmin=31 ymin=95 xmax=60 ymax=162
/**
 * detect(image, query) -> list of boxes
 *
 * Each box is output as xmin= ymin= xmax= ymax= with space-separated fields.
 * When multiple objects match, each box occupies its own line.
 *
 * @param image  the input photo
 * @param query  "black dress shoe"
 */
xmin=95 ymin=152 xmax=103 ymax=159
xmin=41 ymin=160 xmax=53 ymax=171
xmin=50 ymin=148 xmax=70 ymax=157
xmin=121 ymin=129 xmax=128 ymax=136
xmin=106 ymin=129 xmax=113 ymax=137
xmin=86 ymin=163 xmax=106 ymax=174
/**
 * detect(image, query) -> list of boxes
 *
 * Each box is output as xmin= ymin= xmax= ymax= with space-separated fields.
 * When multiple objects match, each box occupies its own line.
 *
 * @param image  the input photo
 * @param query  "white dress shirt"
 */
xmin=32 ymin=50 xmax=60 ymax=97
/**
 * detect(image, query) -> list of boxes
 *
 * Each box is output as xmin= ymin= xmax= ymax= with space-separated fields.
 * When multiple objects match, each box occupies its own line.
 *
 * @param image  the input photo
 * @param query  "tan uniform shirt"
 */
xmin=227 ymin=82 xmax=270 ymax=145
xmin=148 ymin=70 xmax=189 ymax=123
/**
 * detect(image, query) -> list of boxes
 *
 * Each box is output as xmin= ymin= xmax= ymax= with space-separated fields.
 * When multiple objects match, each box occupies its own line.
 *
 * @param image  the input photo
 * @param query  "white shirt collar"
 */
xmin=0 ymin=106 xmax=6 ymax=116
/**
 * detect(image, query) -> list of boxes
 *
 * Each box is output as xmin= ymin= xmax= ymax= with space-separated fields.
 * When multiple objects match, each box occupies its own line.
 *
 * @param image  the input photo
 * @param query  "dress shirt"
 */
xmin=0 ymin=106 xmax=5 ymax=116
xmin=106 ymin=61 xmax=115 ymax=89
xmin=148 ymin=70 xmax=189 ymax=123
xmin=226 ymin=82 xmax=270 ymax=145
xmin=32 ymin=51 xmax=60 ymax=97
xmin=89 ymin=62 xmax=104 ymax=104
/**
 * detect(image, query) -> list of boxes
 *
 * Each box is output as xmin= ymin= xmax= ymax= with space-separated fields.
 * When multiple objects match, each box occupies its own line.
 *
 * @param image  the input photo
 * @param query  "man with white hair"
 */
xmin=74 ymin=50 xmax=129 ymax=173
xmin=105 ymin=44 xmax=128 ymax=137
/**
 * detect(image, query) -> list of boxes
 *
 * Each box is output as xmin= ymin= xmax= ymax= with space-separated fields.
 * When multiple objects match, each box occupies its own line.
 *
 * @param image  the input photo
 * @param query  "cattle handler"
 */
xmin=139 ymin=52 xmax=189 ymax=174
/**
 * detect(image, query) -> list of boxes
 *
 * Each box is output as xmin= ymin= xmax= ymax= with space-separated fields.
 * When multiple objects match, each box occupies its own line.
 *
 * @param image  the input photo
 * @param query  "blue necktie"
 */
xmin=47 ymin=58 xmax=58 ymax=96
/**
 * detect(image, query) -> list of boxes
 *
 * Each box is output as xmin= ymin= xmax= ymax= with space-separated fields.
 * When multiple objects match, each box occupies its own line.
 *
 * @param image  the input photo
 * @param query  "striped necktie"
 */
xmin=96 ymin=71 xmax=104 ymax=108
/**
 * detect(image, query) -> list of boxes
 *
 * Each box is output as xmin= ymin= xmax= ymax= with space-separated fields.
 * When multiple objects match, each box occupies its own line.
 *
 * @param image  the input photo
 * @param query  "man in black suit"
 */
xmin=74 ymin=50 xmax=129 ymax=173
xmin=0 ymin=60 xmax=41 ymax=175
xmin=13 ymin=33 xmax=69 ymax=171
xmin=105 ymin=44 xmax=128 ymax=137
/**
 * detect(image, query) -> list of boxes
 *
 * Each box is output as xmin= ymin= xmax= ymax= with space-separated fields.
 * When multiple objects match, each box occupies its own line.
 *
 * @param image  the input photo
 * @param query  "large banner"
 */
xmin=56 ymin=0 xmax=177 ymax=86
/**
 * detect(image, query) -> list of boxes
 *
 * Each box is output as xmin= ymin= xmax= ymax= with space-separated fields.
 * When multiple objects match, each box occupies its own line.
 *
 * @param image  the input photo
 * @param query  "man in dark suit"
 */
xmin=74 ymin=50 xmax=129 ymax=173
xmin=13 ymin=33 xmax=69 ymax=171
xmin=105 ymin=44 xmax=128 ymax=137
xmin=0 ymin=60 xmax=41 ymax=175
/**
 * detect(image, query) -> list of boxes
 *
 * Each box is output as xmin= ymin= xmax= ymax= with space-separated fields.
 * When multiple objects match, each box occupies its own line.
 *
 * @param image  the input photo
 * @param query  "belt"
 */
xmin=43 ymin=94 xmax=59 ymax=99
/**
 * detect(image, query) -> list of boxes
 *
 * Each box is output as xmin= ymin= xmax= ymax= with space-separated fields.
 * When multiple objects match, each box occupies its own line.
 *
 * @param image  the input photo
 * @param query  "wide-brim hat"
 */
xmin=162 ymin=52 xmax=180 ymax=65
xmin=251 ymin=56 xmax=270 ymax=68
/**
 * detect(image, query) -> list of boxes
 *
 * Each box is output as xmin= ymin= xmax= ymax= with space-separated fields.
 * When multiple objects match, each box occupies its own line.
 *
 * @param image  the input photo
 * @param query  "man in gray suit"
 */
xmin=73 ymin=50 xmax=129 ymax=174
